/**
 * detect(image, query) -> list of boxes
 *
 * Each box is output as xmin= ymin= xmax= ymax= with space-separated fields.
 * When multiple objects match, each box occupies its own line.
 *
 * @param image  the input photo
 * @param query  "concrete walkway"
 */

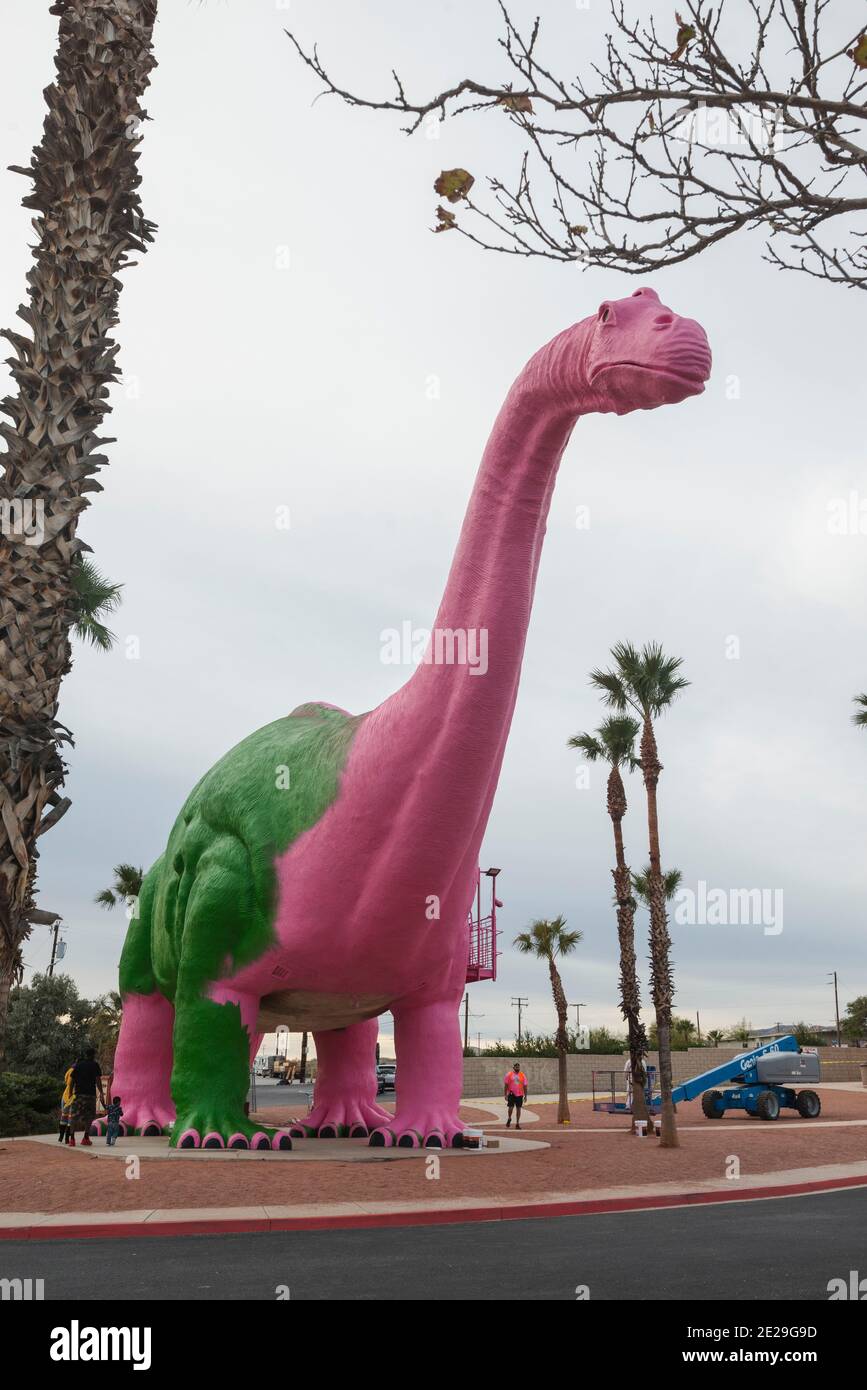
xmin=5 ymin=1082 xmax=865 ymax=1240
xmin=4 ymin=1158 xmax=867 ymax=1240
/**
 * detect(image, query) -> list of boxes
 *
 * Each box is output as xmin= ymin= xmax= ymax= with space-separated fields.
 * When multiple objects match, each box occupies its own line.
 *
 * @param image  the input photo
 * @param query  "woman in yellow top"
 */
xmin=58 ymin=1067 xmax=75 ymax=1145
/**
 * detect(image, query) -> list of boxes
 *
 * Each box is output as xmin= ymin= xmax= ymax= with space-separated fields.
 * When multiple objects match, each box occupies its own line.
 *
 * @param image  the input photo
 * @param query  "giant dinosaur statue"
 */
xmin=111 ymin=288 xmax=711 ymax=1150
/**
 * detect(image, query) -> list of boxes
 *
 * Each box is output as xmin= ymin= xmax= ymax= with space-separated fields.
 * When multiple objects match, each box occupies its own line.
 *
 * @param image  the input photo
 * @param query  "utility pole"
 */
xmin=828 ymin=972 xmax=842 ymax=1048
xmin=571 ymin=1002 xmax=587 ymax=1029
xmin=463 ymin=993 xmax=484 ymax=1053
xmin=299 ymin=1031 xmax=309 ymax=1084
xmin=511 ymin=996 xmax=528 ymax=1049
xmin=47 ymin=917 xmax=64 ymax=977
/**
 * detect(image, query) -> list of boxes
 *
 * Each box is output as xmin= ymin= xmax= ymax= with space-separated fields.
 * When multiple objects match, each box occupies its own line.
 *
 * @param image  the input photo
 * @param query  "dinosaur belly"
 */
xmin=256 ymin=988 xmax=393 ymax=1033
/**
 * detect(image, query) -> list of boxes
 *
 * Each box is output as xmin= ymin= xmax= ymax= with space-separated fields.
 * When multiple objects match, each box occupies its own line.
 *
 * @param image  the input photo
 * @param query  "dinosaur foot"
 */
xmin=89 ymin=1118 xmax=169 ymax=1138
xmin=109 ymin=1101 xmax=176 ymax=1137
xmin=288 ymin=1098 xmax=391 ymax=1140
xmin=369 ymin=1110 xmax=465 ymax=1150
xmin=172 ymin=1117 xmax=291 ymax=1151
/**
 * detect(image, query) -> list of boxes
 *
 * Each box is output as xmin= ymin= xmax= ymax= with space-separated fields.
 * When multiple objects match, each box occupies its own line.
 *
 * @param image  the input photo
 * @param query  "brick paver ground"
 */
xmin=2 ymin=1090 xmax=865 ymax=1215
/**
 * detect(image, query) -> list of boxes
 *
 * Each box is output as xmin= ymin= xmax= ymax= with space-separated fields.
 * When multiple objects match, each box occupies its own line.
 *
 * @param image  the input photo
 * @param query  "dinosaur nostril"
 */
xmin=654 ymin=313 xmax=674 ymax=327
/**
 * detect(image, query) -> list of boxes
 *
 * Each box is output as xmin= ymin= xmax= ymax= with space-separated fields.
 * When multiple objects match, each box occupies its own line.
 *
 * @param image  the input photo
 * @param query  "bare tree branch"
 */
xmin=287 ymin=0 xmax=867 ymax=288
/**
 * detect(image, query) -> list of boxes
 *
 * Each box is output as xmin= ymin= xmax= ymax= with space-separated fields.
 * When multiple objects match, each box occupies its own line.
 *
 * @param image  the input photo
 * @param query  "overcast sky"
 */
xmin=2 ymin=1 xmax=864 ymax=1056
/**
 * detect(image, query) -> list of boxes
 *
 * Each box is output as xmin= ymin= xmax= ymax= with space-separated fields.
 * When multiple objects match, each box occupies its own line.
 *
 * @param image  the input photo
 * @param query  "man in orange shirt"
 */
xmin=504 ymin=1060 xmax=528 ymax=1130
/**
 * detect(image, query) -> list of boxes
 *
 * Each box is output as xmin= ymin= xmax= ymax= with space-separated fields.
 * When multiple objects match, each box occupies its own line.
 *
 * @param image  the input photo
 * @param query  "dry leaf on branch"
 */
xmin=434 ymin=204 xmax=457 ymax=232
xmin=497 ymin=93 xmax=534 ymax=113
xmin=671 ymin=12 xmax=696 ymax=62
xmin=848 ymin=34 xmax=867 ymax=69
xmin=433 ymin=168 xmax=475 ymax=202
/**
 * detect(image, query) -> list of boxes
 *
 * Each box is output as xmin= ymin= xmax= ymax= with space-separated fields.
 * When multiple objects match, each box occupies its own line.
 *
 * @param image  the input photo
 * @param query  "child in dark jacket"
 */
xmin=105 ymin=1096 xmax=124 ymax=1146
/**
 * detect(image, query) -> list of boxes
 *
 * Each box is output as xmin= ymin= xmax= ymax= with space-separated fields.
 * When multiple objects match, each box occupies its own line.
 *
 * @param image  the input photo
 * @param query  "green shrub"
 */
xmin=0 ymin=1071 xmax=60 ymax=1137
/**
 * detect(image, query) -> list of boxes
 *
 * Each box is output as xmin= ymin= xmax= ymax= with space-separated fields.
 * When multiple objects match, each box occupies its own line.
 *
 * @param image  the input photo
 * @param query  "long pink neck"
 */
xmin=365 ymin=322 xmax=592 ymax=899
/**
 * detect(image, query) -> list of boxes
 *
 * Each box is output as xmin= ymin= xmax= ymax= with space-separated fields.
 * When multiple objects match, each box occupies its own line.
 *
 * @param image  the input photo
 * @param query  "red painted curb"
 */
xmin=3 ymin=1173 xmax=866 ymax=1240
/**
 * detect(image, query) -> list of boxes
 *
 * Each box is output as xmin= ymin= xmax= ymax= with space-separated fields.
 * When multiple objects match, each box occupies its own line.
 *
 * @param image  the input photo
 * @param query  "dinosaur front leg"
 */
xmin=288 ymin=1018 xmax=391 ymax=1139
xmin=110 ymin=991 xmax=176 ymax=1136
xmin=170 ymin=983 xmax=290 ymax=1151
xmin=370 ymin=995 xmax=465 ymax=1149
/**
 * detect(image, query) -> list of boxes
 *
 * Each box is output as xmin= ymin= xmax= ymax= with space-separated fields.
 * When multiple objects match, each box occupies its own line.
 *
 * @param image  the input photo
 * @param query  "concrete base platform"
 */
xmin=23 ymin=1132 xmax=548 ymax=1162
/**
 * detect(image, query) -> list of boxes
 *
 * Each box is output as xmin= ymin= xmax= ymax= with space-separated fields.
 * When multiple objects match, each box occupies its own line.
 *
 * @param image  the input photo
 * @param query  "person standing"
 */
xmin=69 ymin=1048 xmax=106 ymax=1148
xmin=58 ymin=1066 xmax=76 ymax=1145
xmin=503 ymin=1060 xmax=528 ymax=1130
xmin=105 ymin=1095 xmax=124 ymax=1146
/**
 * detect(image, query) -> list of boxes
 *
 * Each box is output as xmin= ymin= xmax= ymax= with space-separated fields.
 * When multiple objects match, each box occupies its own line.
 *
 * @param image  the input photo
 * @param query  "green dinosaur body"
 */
xmin=119 ymin=704 xmax=359 ymax=1040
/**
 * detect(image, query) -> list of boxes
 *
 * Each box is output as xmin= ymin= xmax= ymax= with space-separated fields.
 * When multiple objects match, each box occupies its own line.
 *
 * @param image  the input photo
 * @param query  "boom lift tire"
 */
xmin=755 ymin=1089 xmax=781 ymax=1121
xmin=795 ymin=1089 xmax=821 ymax=1118
xmin=701 ymin=1090 xmax=725 ymax=1119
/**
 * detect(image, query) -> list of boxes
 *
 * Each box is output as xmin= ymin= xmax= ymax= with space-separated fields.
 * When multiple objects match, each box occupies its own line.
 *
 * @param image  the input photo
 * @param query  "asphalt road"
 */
xmin=3 ymin=1186 xmax=865 ymax=1301
xmin=247 ymin=1079 xmax=395 ymax=1111
xmin=248 ymin=1078 xmax=314 ymax=1111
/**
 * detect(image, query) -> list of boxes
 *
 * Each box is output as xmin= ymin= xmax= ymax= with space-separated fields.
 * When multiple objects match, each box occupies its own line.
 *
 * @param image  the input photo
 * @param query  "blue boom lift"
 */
xmin=592 ymin=1035 xmax=823 ymax=1121
xmin=671 ymin=1035 xmax=822 ymax=1121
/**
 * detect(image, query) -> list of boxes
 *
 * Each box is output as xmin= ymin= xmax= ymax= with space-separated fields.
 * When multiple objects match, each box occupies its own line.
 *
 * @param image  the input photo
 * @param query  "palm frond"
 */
xmin=96 ymin=863 xmax=143 ymax=910
xmin=71 ymin=557 xmax=123 ymax=650
xmin=569 ymin=715 xmax=640 ymax=767
xmin=631 ymin=865 xmax=683 ymax=907
xmin=567 ymin=731 xmax=604 ymax=760
xmin=588 ymin=665 xmax=632 ymax=712
xmin=113 ymin=863 xmax=144 ymax=898
xmin=514 ymin=915 xmax=582 ymax=960
xmin=598 ymin=715 xmax=641 ymax=765
xmin=597 ymin=641 xmax=689 ymax=718
xmin=853 ymin=693 xmax=867 ymax=728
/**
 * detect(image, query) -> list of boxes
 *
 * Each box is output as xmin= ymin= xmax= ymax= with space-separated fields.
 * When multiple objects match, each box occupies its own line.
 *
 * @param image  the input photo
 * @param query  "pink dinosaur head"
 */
xmin=522 ymin=286 xmax=711 ymax=418
xmin=583 ymin=286 xmax=711 ymax=414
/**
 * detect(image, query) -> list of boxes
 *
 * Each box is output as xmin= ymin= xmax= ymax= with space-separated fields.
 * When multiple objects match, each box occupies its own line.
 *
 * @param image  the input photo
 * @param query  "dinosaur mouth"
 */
xmin=590 ymin=360 xmax=709 ymax=390
xmin=589 ymin=352 xmax=711 ymax=411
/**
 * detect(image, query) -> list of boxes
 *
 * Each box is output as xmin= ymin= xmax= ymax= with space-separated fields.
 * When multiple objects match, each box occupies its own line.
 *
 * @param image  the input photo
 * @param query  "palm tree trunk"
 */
xmin=0 ymin=1 xmax=158 ymax=1062
xmin=608 ymin=767 xmax=648 ymax=1129
xmin=548 ymin=958 xmax=571 ymax=1124
xmin=640 ymin=717 xmax=679 ymax=1148
xmin=0 ymin=945 xmax=16 ymax=1069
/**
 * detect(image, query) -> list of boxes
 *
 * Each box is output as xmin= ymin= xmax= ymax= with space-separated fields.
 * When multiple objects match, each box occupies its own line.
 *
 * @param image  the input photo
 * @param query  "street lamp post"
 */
xmin=828 ymin=972 xmax=842 ymax=1048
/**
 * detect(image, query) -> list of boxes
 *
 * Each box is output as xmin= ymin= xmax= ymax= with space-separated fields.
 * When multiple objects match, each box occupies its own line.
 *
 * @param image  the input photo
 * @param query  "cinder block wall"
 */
xmin=461 ymin=1046 xmax=865 ymax=1097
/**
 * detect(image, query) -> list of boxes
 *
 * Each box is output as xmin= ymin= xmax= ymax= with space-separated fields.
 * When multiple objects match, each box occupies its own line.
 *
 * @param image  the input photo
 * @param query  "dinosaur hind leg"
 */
xmin=111 ymin=992 xmax=176 ymax=1136
xmin=113 ymin=870 xmax=176 ymax=1136
xmin=167 ymin=838 xmax=290 ymax=1151
xmin=170 ymin=981 xmax=283 ymax=1151
xmin=370 ymin=993 xmax=465 ymax=1149
xmin=289 ymin=1018 xmax=391 ymax=1139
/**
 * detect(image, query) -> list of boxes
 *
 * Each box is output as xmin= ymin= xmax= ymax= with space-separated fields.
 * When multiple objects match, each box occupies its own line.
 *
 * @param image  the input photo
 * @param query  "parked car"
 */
xmin=377 ymin=1063 xmax=396 ymax=1094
